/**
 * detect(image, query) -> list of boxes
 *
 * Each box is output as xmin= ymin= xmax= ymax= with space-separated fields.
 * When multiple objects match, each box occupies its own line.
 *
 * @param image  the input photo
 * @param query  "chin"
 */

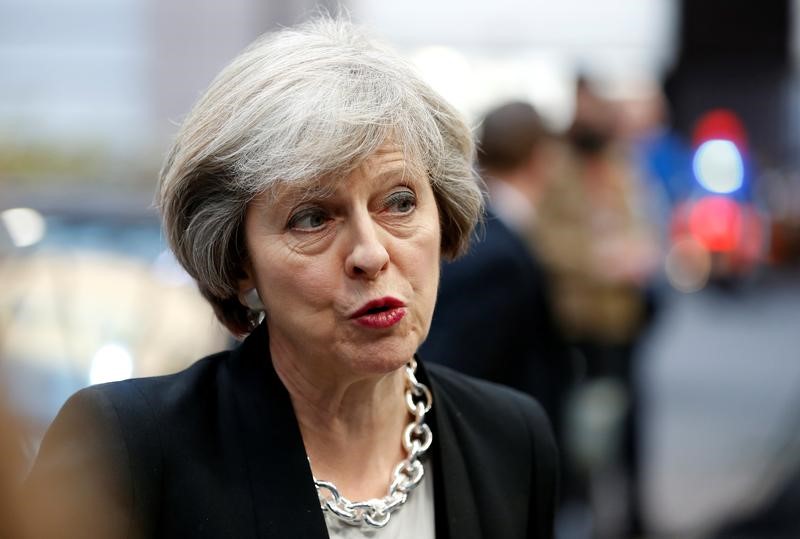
xmin=343 ymin=340 xmax=418 ymax=377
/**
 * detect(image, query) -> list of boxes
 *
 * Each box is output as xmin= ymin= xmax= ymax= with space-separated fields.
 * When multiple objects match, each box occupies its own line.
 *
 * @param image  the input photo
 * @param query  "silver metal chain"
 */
xmin=313 ymin=358 xmax=433 ymax=529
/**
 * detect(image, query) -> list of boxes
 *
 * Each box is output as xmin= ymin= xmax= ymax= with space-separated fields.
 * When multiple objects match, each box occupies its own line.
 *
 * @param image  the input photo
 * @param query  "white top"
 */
xmin=487 ymin=178 xmax=537 ymax=234
xmin=323 ymin=459 xmax=435 ymax=539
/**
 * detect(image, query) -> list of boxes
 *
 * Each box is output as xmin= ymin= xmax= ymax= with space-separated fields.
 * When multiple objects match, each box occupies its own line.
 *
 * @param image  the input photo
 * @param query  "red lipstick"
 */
xmin=350 ymin=297 xmax=406 ymax=329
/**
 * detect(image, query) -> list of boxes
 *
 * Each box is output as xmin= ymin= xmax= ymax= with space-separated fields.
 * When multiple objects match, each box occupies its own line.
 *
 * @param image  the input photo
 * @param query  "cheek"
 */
xmin=411 ymin=249 xmax=440 ymax=338
xmin=421 ymin=259 xmax=440 ymax=313
xmin=409 ymin=220 xmax=442 ymax=308
xmin=258 ymin=256 xmax=335 ymax=310
xmin=424 ymin=208 xmax=442 ymax=275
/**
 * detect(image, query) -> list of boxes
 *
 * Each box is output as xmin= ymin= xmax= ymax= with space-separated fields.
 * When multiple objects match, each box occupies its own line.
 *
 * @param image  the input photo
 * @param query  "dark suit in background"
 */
xmin=419 ymin=212 xmax=570 ymax=439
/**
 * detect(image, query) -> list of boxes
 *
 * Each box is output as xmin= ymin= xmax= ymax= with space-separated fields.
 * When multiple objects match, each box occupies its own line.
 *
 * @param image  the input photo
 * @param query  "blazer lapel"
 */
xmin=417 ymin=360 xmax=483 ymax=539
xmin=223 ymin=324 xmax=329 ymax=538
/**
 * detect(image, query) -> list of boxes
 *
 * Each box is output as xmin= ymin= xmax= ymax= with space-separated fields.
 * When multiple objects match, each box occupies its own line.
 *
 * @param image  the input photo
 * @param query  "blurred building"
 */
xmin=0 ymin=0 xmax=335 ymax=186
xmin=1 ymin=0 xmax=677 ymax=181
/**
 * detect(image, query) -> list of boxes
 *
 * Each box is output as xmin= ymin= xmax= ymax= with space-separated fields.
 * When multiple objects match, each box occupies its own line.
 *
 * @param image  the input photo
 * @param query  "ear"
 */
xmin=237 ymin=265 xmax=265 ymax=312
xmin=236 ymin=260 xmax=256 ymax=304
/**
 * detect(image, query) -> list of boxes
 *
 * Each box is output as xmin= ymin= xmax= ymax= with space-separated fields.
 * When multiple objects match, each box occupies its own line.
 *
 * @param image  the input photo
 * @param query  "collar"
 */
xmin=223 ymin=323 xmax=329 ymax=537
xmin=487 ymin=179 xmax=537 ymax=233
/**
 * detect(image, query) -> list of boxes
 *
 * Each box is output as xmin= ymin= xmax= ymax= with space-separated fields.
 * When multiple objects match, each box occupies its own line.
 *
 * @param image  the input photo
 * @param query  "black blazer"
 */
xmin=24 ymin=323 xmax=558 ymax=538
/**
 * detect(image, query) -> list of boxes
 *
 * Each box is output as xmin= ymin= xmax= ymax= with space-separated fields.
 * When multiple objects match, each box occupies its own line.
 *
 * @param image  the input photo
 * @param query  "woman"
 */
xmin=24 ymin=18 xmax=558 ymax=538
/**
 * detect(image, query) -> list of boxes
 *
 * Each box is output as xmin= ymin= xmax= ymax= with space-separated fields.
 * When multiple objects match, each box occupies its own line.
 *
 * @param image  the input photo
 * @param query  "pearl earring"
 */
xmin=241 ymin=288 xmax=265 ymax=311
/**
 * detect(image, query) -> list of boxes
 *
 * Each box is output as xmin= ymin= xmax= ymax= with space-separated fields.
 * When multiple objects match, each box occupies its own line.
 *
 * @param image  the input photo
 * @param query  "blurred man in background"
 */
xmin=422 ymin=101 xmax=571 ymax=431
xmin=420 ymin=99 xmax=573 ymax=499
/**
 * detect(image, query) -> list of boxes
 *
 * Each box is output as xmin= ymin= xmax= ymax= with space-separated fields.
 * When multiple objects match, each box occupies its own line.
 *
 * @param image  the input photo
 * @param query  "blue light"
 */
xmin=692 ymin=139 xmax=744 ymax=194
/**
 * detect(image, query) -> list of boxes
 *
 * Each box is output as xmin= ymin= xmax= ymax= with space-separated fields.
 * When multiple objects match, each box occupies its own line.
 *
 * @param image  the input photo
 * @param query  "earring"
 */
xmin=241 ymin=288 xmax=265 ymax=311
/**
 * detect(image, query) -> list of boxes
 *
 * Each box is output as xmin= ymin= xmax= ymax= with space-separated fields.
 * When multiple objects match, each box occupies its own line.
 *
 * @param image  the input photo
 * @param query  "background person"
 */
xmin=535 ymin=76 xmax=661 ymax=536
xmin=420 ymin=101 xmax=572 ymax=444
xmin=420 ymin=100 xmax=578 ymax=533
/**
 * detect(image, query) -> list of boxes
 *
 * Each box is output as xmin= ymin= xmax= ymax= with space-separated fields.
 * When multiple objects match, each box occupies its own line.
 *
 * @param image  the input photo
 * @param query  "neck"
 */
xmin=270 ymin=338 xmax=410 ymax=500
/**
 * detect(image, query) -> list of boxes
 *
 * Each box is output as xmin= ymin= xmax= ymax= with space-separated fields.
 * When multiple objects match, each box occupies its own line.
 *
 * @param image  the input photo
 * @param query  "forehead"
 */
xmin=349 ymin=146 xmax=419 ymax=182
xmin=266 ymin=145 xmax=425 ymax=205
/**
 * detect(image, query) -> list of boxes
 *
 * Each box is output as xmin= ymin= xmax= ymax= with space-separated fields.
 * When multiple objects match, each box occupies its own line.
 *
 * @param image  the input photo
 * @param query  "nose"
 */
xmin=344 ymin=213 xmax=389 ymax=279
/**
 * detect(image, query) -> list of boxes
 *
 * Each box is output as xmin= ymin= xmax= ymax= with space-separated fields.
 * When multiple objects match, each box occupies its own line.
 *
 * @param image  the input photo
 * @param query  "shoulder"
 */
xmin=37 ymin=350 xmax=229 ymax=454
xmin=39 ymin=350 xmax=232 ymax=443
xmin=23 ymin=350 xmax=234 ymax=537
xmin=424 ymin=361 xmax=555 ymax=449
xmin=78 ymin=350 xmax=231 ymax=422
xmin=422 ymin=361 xmax=559 ymax=535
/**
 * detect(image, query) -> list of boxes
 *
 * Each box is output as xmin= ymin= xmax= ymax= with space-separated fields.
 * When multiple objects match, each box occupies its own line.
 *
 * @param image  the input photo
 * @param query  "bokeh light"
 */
xmin=692 ymin=140 xmax=744 ymax=194
xmin=665 ymin=237 xmax=712 ymax=293
xmin=89 ymin=343 xmax=134 ymax=385
xmin=688 ymin=196 xmax=743 ymax=252
xmin=0 ymin=208 xmax=47 ymax=248
xmin=691 ymin=108 xmax=748 ymax=150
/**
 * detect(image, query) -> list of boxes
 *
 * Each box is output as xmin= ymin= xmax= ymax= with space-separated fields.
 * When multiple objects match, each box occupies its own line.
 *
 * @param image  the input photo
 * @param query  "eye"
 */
xmin=288 ymin=207 xmax=329 ymax=231
xmin=385 ymin=190 xmax=416 ymax=214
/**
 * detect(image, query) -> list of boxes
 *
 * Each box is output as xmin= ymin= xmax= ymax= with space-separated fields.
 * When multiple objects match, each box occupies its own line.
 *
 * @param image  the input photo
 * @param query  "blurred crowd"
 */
xmin=422 ymin=74 xmax=800 ymax=539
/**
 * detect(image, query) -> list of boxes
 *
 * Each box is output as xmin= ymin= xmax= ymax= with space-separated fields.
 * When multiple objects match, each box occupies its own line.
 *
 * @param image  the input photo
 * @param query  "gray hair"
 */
xmin=157 ymin=17 xmax=484 ymax=336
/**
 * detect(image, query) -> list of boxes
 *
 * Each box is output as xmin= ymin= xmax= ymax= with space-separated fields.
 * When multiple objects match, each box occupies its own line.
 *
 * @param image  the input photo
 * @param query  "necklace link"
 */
xmin=314 ymin=360 xmax=433 ymax=529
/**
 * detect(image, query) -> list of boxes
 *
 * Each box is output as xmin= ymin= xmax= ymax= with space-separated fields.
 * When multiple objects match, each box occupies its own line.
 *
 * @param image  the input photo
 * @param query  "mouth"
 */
xmin=350 ymin=297 xmax=406 ymax=318
xmin=350 ymin=297 xmax=407 ymax=329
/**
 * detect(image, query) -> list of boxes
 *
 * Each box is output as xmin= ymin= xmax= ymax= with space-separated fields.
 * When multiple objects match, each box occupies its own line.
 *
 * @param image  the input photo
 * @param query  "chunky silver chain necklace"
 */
xmin=313 ymin=358 xmax=433 ymax=529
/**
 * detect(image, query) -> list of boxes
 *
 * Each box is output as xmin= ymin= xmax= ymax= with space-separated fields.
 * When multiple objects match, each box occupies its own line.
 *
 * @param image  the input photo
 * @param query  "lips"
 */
xmin=350 ymin=297 xmax=406 ymax=329
xmin=350 ymin=297 xmax=405 ymax=318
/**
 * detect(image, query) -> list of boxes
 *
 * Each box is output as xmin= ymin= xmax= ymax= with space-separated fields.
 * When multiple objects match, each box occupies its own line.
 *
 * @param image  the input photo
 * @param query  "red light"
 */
xmin=688 ymin=196 xmax=742 ymax=252
xmin=692 ymin=109 xmax=748 ymax=151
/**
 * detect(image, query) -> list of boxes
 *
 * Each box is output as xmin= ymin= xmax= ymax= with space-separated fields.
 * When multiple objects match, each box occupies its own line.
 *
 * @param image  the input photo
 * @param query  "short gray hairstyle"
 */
xmin=158 ymin=17 xmax=484 ymax=336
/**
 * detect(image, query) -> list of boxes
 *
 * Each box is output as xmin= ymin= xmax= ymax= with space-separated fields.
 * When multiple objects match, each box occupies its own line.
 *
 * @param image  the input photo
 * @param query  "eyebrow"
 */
xmin=267 ymin=179 xmax=337 ymax=208
xmin=369 ymin=155 xmax=427 ymax=184
xmin=370 ymin=165 xmax=415 ymax=186
xmin=266 ymin=158 xmax=421 ymax=209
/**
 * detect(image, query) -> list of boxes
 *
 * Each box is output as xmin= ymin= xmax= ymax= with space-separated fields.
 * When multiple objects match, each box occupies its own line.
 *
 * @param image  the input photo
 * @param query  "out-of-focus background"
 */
xmin=2 ymin=1 xmax=800 ymax=537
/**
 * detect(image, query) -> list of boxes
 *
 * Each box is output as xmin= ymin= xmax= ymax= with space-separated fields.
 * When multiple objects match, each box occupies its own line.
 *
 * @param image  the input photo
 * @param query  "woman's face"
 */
xmin=240 ymin=145 xmax=441 ymax=377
